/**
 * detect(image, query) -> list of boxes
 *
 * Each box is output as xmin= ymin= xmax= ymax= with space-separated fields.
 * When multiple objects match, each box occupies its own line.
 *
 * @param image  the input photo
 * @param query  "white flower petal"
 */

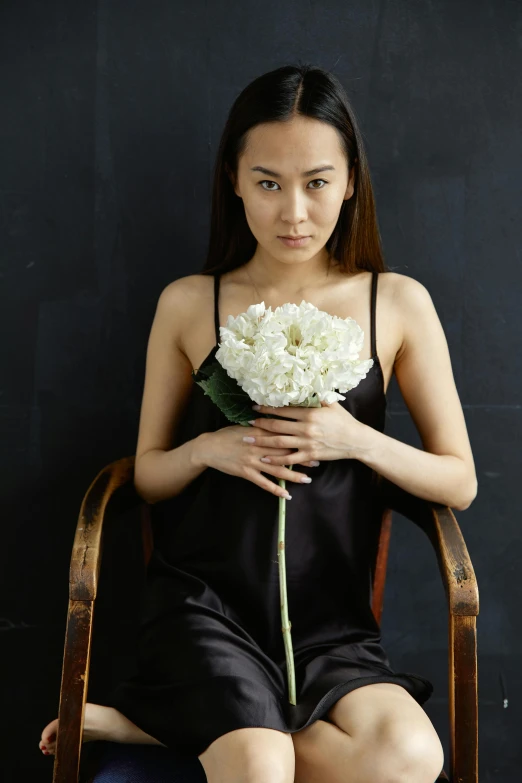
xmin=214 ymin=300 xmax=373 ymax=406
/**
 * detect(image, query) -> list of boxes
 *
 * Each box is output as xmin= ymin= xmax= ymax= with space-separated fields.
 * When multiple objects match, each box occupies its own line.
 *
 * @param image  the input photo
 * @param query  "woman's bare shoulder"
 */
xmin=378 ymin=270 xmax=430 ymax=299
xmin=159 ymin=273 xmax=213 ymax=329
xmin=382 ymin=272 xmax=435 ymax=359
xmin=160 ymin=273 xmax=213 ymax=306
xmin=157 ymin=274 xmax=216 ymax=365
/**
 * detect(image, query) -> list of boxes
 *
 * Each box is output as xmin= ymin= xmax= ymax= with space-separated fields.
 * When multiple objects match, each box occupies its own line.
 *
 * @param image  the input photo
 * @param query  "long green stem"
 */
xmin=278 ymin=466 xmax=296 ymax=705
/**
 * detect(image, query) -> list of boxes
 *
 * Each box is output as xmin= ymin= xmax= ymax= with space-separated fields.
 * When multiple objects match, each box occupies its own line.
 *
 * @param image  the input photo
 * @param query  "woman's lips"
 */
xmin=278 ymin=236 xmax=311 ymax=248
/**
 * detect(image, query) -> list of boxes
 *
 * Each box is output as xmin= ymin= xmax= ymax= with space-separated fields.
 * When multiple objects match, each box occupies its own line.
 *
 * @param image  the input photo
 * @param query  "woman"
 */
xmin=40 ymin=64 xmax=476 ymax=783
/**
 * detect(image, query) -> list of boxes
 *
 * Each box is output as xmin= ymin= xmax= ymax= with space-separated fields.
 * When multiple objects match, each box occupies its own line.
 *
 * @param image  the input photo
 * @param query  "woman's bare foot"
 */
xmin=39 ymin=702 xmax=166 ymax=756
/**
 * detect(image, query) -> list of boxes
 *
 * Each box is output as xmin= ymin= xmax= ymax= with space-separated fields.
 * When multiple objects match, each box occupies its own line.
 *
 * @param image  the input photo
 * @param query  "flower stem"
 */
xmin=278 ymin=466 xmax=296 ymax=705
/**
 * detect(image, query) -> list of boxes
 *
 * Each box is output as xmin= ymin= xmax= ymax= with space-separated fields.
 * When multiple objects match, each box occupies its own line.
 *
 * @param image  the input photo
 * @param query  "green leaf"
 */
xmin=192 ymin=360 xmax=256 ymax=426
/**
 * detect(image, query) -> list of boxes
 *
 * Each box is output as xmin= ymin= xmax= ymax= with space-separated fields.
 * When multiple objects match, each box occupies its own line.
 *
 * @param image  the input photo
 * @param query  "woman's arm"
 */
xmin=134 ymin=436 xmax=209 ymax=505
xmin=133 ymin=277 xmax=211 ymax=505
xmin=351 ymin=275 xmax=477 ymax=511
xmin=352 ymin=429 xmax=475 ymax=510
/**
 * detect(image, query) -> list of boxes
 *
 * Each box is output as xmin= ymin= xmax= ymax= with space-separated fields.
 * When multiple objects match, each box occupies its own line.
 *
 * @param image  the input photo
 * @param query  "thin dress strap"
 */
xmin=370 ymin=272 xmax=378 ymax=359
xmin=213 ymin=274 xmax=221 ymax=344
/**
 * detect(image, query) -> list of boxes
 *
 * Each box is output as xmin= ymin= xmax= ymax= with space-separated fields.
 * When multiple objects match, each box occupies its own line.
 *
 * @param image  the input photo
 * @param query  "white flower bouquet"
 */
xmin=193 ymin=299 xmax=374 ymax=704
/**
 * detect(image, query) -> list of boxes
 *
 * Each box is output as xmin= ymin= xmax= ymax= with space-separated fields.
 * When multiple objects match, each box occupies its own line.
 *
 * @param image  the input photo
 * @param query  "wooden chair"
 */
xmin=51 ymin=457 xmax=479 ymax=783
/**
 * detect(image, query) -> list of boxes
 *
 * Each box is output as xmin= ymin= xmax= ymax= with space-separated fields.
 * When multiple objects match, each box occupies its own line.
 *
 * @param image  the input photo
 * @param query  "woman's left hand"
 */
xmin=246 ymin=400 xmax=365 ymax=465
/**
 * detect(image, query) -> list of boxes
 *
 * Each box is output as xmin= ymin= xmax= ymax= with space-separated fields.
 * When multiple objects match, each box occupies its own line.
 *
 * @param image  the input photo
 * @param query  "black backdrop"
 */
xmin=2 ymin=1 xmax=521 ymax=780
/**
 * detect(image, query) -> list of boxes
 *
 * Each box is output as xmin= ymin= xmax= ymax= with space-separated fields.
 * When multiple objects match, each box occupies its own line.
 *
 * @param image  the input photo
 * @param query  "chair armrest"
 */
xmin=69 ymin=456 xmax=139 ymax=601
xmin=378 ymin=480 xmax=480 ymax=782
xmin=378 ymin=478 xmax=479 ymax=616
xmin=54 ymin=457 xmax=141 ymax=782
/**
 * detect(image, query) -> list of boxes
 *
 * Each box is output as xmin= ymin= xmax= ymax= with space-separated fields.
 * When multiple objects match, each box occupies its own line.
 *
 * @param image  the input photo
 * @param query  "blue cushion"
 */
xmin=88 ymin=742 xmax=207 ymax=782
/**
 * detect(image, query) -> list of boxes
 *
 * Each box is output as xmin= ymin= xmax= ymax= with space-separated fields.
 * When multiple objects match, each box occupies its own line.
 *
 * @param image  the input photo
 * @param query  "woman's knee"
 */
xmin=198 ymin=726 xmax=295 ymax=783
xmin=373 ymin=721 xmax=445 ymax=783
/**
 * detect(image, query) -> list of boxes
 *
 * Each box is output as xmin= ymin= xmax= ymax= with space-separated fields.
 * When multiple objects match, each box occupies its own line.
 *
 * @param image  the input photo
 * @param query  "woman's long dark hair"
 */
xmin=200 ymin=63 xmax=387 ymax=277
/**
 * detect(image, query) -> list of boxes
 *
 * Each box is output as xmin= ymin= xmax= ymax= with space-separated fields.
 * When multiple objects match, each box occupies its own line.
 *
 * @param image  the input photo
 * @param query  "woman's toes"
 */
xmin=40 ymin=717 xmax=58 ymax=751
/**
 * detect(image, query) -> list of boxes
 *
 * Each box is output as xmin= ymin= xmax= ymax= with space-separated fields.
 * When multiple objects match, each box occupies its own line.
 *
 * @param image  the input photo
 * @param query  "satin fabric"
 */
xmin=107 ymin=272 xmax=433 ymax=757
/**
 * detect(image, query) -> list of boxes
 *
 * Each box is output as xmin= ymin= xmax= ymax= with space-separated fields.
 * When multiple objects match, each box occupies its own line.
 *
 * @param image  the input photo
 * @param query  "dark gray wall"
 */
xmin=1 ymin=0 xmax=520 ymax=780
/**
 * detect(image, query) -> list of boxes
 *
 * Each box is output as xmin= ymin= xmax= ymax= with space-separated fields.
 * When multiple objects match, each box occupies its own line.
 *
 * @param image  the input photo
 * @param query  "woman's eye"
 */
xmin=308 ymin=179 xmax=327 ymax=189
xmin=259 ymin=179 xmax=328 ymax=191
xmin=259 ymin=180 xmax=279 ymax=191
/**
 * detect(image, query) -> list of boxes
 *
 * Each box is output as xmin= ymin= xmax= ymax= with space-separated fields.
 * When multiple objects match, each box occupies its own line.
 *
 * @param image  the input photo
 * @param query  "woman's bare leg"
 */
xmin=292 ymin=683 xmax=444 ymax=783
xmin=39 ymin=702 xmax=166 ymax=757
xmin=198 ymin=726 xmax=295 ymax=783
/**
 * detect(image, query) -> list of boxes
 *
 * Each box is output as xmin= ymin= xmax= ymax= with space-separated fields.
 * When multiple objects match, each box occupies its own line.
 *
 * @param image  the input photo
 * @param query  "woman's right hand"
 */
xmin=197 ymin=425 xmax=318 ymax=499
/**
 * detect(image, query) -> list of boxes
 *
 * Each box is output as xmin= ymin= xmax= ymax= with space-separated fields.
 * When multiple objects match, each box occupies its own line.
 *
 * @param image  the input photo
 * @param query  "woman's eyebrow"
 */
xmin=250 ymin=165 xmax=336 ymax=177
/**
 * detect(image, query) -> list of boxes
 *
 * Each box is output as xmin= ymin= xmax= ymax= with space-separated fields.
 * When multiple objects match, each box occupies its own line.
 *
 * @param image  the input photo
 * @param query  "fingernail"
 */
xmin=243 ymin=436 xmax=256 ymax=443
xmin=248 ymin=419 xmax=257 ymax=425
xmin=283 ymin=493 xmax=292 ymax=500
xmin=310 ymin=460 xmax=320 ymax=466
xmin=260 ymin=457 xmax=271 ymax=463
xmin=301 ymin=476 xmax=312 ymax=483
xmin=252 ymin=404 xmax=260 ymax=411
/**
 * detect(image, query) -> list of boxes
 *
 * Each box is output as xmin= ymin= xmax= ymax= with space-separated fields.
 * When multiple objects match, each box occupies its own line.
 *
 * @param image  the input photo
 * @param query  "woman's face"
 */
xmin=231 ymin=115 xmax=355 ymax=259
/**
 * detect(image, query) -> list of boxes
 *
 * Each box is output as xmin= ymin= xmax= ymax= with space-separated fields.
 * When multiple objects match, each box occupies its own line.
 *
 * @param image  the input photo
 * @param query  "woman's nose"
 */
xmin=279 ymin=189 xmax=310 ymax=224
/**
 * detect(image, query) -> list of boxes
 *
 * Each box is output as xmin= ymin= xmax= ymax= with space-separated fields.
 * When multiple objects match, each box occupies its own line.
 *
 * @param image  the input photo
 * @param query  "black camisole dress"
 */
xmin=106 ymin=271 xmax=434 ymax=757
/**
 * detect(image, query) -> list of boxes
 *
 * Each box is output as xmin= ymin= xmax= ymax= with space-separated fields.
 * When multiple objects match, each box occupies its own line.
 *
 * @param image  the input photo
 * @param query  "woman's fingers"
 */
xmin=261 ymin=456 xmax=319 ymax=467
xmin=258 ymin=462 xmax=312 ymax=485
xmin=253 ymin=446 xmax=319 ymax=469
xmin=259 ymin=452 xmax=313 ymax=468
xmin=244 ymin=459 xmax=315 ymax=500
xmin=245 ymin=468 xmax=293 ymax=499
xmin=254 ymin=448 xmax=314 ymax=468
